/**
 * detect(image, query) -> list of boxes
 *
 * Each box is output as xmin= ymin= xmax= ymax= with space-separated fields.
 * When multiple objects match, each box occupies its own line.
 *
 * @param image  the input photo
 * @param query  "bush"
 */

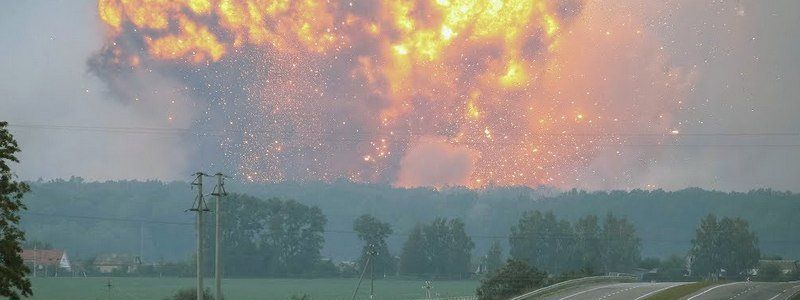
xmin=759 ymin=263 xmax=783 ymax=282
xmin=476 ymin=260 xmax=547 ymax=300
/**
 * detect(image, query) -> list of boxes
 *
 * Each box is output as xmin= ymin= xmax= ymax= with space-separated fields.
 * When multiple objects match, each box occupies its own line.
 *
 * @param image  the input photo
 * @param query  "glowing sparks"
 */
xmin=467 ymin=101 xmax=480 ymax=119
xmin=500 ymin=59 xmax=527 ymax=88
xmin=392 ymin=44 xmax=409 ymax=56
xmin=95 ymin=0 xmax=682 ymax=188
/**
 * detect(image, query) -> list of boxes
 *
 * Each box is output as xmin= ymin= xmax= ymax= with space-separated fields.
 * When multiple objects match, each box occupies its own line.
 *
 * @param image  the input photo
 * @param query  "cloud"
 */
xmin=395 ymin=137 xmax=477 ymax=188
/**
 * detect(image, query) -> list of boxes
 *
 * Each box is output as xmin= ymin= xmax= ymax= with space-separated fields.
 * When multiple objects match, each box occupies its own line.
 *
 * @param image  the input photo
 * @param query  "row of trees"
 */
xmin=200 ymin=194 xmax=333 ymax=277
xmin=19 ymin=179 xmax=800 ymax=265
xmin=176 ymin=202 xmax=647 ymax=279
xmin=476 ymin=213 xmax=771 ymax=300
xmin=508 ymin=211 xmax=641 ymax=275
xmin=398 ymin=218 xmax=475 ymax=277
xmin=689 ymin=214 xmax=760 ymax=278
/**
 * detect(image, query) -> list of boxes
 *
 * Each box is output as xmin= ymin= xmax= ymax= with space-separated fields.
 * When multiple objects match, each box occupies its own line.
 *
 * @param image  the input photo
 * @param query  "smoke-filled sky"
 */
xmin=1 ymin=0 xmax=798 ymax=191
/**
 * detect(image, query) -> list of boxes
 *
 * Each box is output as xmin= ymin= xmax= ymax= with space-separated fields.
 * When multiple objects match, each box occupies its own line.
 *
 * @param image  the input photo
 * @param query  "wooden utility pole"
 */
xmin=211 ymin=173 xmax=228 ymax=300
xmin=352 ymin=244 xmax=377 ymax=300
xmin=190 ymin=172 xmax=209 ymax=300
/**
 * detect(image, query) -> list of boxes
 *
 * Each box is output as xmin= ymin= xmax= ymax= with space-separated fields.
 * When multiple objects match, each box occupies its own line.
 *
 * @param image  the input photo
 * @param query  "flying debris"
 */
xmin=93 ymin=0 xmax=688 ymax=188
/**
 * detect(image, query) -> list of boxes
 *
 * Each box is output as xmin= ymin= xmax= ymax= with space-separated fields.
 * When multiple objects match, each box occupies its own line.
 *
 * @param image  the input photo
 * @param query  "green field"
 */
xmin=29 ymin=277 xmax=478 ymax=300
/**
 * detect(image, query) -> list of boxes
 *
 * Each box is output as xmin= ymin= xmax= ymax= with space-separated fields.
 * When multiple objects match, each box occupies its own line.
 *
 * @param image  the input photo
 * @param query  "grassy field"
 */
xmin=29 ymin=277 xmax=478 ymax=300
xmin=644 ymin=281 xmax=714 ymax=300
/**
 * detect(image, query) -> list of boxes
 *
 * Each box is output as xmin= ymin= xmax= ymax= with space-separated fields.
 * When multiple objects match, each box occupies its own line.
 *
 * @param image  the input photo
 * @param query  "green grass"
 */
xmin=644 ymin=281 xmax=715 ymax=300
xmin=29 ymin=277 xmax=478 ymax=300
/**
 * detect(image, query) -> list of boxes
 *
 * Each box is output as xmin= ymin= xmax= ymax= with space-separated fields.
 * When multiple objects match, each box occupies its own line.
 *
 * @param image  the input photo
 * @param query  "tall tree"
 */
xmin=509 ymin=211 xmax=576 ymax=274
xmin=201 ymin=196 xmax=329 ymax=276
xmin=262 ymin=198 xmax=327 ymax=275
xmin=484 ymin=241 xmax=504 ymax=275
xmin=444 ymin=218 xmax=474 ymax=276
xmin=0 ymin=121 xmax=32 ymax=299
xmin=353 ymin=214 xmax=395 ymax=275
xmin=399 ymin=225 xmax=426 ymax=275
xmin=574 ymin=214 xmax=601 ymax=274
xmin=399 ymin=218 xmax=474 ymax=277
xmin=690 ymin=214 xmax=759 ymax=278
xmin=600 ymin=213 xmax=641 ymax=273
xmin=201 ymin=194 xmax=266 ymax=276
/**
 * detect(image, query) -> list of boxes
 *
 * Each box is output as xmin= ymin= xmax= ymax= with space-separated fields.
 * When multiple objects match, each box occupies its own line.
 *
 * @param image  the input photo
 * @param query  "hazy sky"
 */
xmin=1 ymin=0 xmax=799 ymax=191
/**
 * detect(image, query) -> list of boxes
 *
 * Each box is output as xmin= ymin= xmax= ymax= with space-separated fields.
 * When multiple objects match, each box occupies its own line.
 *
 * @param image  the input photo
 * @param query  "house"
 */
xmin=93 ymin=253 xmax=141 ymax=274
xmin=21 ymin=249 xmax=72 ymax=276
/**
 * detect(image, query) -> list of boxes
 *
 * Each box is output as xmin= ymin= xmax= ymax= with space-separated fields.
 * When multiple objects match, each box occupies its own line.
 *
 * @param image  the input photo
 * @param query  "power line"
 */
xmin=21 ymin=211 xmax=800 ymax=244
xmin=22 ymin=211 xmax=193 ymax=226
xmin=8 ymin=123 xmax=800 ymax=148
xmin=8 ymin=123 xmax=800 ymax=137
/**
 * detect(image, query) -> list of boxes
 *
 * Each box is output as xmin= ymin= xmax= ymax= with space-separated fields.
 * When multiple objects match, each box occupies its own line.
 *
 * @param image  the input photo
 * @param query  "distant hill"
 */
xmin=20 ymin=178 xmax=800 ymax=262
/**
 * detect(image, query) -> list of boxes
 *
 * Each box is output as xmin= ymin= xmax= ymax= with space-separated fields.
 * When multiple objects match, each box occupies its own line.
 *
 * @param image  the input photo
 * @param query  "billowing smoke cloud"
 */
xmin=396 ymin=137 xmax=477 ymax=188
xmin=0 ymin=0 xmax=195 ymax=181
xmin=70 ymin=0 xmax=800 ymax=190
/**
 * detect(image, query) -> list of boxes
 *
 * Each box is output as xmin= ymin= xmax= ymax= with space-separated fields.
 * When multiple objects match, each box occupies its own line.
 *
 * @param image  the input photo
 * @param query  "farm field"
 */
xmin=29 ymin=277 xmax=479 ymax=300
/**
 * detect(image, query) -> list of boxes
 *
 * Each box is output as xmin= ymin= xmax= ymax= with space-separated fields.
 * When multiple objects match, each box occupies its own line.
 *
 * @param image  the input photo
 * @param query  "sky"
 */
xmin=1 ymin=0 xmax=799 ymax=191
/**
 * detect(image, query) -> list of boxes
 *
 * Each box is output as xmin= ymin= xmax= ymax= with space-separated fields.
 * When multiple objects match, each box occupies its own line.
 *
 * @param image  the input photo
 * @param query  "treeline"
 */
xmin=18 ymin=179 xmax=800 ymax=264
xmin=476 ymin=214 xmax=794 ymax=299
xmin=201 ymin=194 xmax=643 ymax=279
xmin=509 ymin=211 xmax=640 ymax=275
xmin=199 ymin=195 xmax=333 ymax=277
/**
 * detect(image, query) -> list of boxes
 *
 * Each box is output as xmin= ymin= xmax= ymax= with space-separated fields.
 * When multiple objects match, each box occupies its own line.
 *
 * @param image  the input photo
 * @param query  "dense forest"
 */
xmin=19 ymin=178 xmax=800 ymax=265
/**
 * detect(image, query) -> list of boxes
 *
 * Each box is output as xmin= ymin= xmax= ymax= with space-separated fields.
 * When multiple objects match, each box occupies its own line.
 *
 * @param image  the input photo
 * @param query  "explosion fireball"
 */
xmin=94 ymin=0 xmax=688 ymax=188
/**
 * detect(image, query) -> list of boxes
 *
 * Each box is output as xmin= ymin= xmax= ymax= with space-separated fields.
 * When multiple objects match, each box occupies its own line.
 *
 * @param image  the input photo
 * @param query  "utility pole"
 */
xmin=211 ymin=173 xmax=228 ymax=300
xmin=369 ymin=244 xmax=376 ymax=300
xmin=351 ymin=246 xmax=374 ymax=300
xmin=190 ymin=172 xmax=210 ymax=300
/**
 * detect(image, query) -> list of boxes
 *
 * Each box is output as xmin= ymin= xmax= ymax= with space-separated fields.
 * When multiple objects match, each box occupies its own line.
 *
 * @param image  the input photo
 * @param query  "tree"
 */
xmin=690 ymin=214 xmax=760 ymax=278
xmin=399 ymin=225 xmax=427 ymax=275
xmin=262 ymin=198 xmax=327 ymax=276
xmin=201 ymin=195 xmax=328 ymax=277
xmin=442 ymin=218 xmax=474 ymax=276
xmin=574 ymin=214 xmax=601 ymax=274
xmin=475 ymin=260 xmax=547 ymax=300
xmin=484 ymin=241 xmax=504 ymax=275
xmin=399 ymin=218 xmax=474 ymax=277
xmin=509 ymin=211 xmax=576 ymax=274
xmin=758 ymin=263 xmax=782 ymax=282
xmin=0 ymin=121 xmax=32 ymax=299
xmin=202 ymin=194 xmax=267 ymax=276
xmin=600 ymin=213 xmax=641 ymax=273
xmin=353 ymin=214 xmax=395 ymax=275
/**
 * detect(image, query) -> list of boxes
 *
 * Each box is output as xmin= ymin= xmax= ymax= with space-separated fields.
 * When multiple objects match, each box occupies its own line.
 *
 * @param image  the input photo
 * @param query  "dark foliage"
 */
xmin=201 ymin=194 xmax=329 ymax=277
xmin=164 ymin=287 xmax=214 ymax=300
xmin=510 ymin=211 xmax=640 ymax=275
xmin=18 ymin=181 xmax=800 ymax=265
xmin=0 ymin=121 xmax=32 ymax=299
xmin=476 ymin=260 xmax=546 ymax=300
xmin=400 ymin=218 xmax=474 ymax=278
xmin=353 ymin=214 xmax=396 ymax=275
xmin=690 ymin=214 xmax=759 ymax=279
